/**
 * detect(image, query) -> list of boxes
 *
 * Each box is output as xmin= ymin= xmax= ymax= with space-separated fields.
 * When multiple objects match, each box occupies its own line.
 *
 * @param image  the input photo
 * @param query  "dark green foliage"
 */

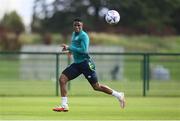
xmin=0 ymin=11 xmax=25 ymax=33
xmin=31 ymin=0 xmax=180 ymax=35
xmin=0 ymin=11 xmax=25 ymax=51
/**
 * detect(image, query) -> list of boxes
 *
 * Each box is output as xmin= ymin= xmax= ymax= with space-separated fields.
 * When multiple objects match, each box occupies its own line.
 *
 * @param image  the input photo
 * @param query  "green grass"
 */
xmin=0 ymin=97 xmax=180 ymax=120
xmin=1 ymin=54 xmax=180 ymax=83
xmin=5 ymin=33 xmax=180 ymax=52
xmin=0 ymin=80 xmax=56 ymax=96
xmin=1 ymin=34 xmax=180 ymax=120
xmin=0 ymin=80 xmax=180 ymax=97
xmin=19 ymin=33 xmax=64 ymax=44
xmin=0 ymin=59 xmax=20 ymax=79
xmin=89 ymin=33 xmax=180 ymax=52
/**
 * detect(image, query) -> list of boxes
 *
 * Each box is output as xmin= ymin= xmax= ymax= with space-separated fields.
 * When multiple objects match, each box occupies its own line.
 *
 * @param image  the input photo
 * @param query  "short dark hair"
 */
xmin=73 ymin=18 xmax=82 ymax=22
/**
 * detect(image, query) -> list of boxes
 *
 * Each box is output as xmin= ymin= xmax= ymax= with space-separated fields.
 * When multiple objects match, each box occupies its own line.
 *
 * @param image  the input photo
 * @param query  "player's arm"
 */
xmin=68 ymin=35 xmax=89 ymax=54
xmin=61 ymin=44 xmax=72 ymax=57
xmin=61 ymin=44 xmax=69 ymax=52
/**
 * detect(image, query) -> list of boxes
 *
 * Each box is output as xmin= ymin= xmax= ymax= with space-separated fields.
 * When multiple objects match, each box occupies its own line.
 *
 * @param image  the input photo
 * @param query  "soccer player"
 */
xmin=53 ymin=18 xmax=125 ymax=112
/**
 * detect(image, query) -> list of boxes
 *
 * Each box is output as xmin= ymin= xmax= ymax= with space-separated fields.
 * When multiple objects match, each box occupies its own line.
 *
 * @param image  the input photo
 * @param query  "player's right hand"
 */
xmin=61 ymin=44 xmax=69 ymax=51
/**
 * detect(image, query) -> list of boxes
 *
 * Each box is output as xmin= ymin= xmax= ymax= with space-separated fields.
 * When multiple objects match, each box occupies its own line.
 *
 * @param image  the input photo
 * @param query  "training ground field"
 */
xmin=0 ymin=79 xmax=180 ymax=120
xmin=0 ymin=96 xmax=180 ymax=120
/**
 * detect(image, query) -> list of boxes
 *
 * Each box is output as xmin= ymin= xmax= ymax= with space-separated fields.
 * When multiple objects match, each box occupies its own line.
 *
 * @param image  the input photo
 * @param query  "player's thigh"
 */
xmin=62 ymin=63 xmax=81 ymax=80
xmin=81 ymin=60 xmax=98 ymax=84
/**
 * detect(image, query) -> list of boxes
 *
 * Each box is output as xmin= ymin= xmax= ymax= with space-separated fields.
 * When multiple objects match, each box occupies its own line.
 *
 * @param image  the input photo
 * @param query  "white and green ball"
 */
xmin=105 ymin=10 xmax=120 ymax=24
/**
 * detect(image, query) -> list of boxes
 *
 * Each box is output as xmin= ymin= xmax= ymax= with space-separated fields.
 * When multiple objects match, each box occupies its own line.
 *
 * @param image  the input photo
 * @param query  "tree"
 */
xmin=31 ymin=0 xmax=180 ymax=35
xmin=0 ymin=11 xmax=25 ymax=34
xmin=0 ymin=11 xmax=25 ymax=51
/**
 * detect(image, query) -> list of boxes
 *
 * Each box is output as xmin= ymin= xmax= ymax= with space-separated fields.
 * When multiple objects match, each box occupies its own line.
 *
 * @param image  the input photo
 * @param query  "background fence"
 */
xmin=0 ymin=52 xmax=180 ymax=97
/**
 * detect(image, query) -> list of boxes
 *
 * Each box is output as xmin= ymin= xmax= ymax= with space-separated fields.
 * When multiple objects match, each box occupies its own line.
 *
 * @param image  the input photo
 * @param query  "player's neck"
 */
xmin=75 ymin=30 xmax=83 ymax=34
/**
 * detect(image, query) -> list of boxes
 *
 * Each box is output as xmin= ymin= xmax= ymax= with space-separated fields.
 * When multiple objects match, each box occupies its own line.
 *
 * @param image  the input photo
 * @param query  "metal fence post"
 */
xmin=56 ymin=53 xmax=59 ymax=96
xmin=143 ymin=54 xmax=147 ymax=96
xmin=146 ymin=54 xmax=150 ymax=91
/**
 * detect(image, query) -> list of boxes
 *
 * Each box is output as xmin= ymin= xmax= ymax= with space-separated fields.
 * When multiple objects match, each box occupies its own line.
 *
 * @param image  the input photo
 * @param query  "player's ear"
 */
xmin=81 ymin=22 xmax=83 ymax=27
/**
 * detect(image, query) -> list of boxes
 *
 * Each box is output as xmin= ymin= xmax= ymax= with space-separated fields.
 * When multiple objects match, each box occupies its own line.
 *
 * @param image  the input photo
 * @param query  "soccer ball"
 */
xmin=105 ymin=10 xmax=120 ymax=24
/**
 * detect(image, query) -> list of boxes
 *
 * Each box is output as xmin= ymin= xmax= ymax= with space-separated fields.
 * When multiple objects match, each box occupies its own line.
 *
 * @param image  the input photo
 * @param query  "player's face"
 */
xmin=73 ymin=21 xmax=83 ymax=33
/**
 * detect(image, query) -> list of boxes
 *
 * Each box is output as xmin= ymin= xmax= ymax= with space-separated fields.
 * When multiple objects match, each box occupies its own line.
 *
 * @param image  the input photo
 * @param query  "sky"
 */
xmin=0 ymin=0 xmax=34 ymax=27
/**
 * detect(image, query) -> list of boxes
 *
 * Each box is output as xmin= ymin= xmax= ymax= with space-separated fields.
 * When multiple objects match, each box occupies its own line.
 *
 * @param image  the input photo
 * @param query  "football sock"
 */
xmin=61 ymin=97 xmax=68 ymax=106
xmin=112 ymin=90 xmax=121 ymax=98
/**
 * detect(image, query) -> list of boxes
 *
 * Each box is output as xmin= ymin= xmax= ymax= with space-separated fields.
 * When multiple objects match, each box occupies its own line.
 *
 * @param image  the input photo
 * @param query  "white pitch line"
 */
xmin=0 ymin=119 xmax=180 ymax=121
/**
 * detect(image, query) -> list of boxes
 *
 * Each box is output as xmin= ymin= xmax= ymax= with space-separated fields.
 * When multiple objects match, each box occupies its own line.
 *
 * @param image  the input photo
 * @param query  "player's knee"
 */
xmin=59 ymin=74 xmax=68 ymax=84
xmin=92 ymin=83 xmax=101 ymax=91
xmin=94 ymin=87 xmax=100 ymax=91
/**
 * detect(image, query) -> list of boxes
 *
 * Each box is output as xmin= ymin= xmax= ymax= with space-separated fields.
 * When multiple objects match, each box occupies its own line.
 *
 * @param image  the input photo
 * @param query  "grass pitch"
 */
xmin=0 ymin=96 xmax=180 ymax=120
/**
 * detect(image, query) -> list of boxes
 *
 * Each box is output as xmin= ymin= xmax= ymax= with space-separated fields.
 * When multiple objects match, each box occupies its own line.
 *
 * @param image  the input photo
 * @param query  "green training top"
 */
xmin=68 ymin=30 xmax=90 ymax=63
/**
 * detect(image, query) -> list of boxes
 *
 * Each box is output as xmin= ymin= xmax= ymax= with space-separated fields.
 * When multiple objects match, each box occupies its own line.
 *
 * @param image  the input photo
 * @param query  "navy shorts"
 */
xmin=62 ymin=59 xmax=98 ymax=85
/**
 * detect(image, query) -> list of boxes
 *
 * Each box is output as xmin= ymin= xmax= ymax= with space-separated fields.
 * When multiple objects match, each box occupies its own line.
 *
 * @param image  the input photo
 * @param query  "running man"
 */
xmin=53 ymin=18 xmax=125 ymax=112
